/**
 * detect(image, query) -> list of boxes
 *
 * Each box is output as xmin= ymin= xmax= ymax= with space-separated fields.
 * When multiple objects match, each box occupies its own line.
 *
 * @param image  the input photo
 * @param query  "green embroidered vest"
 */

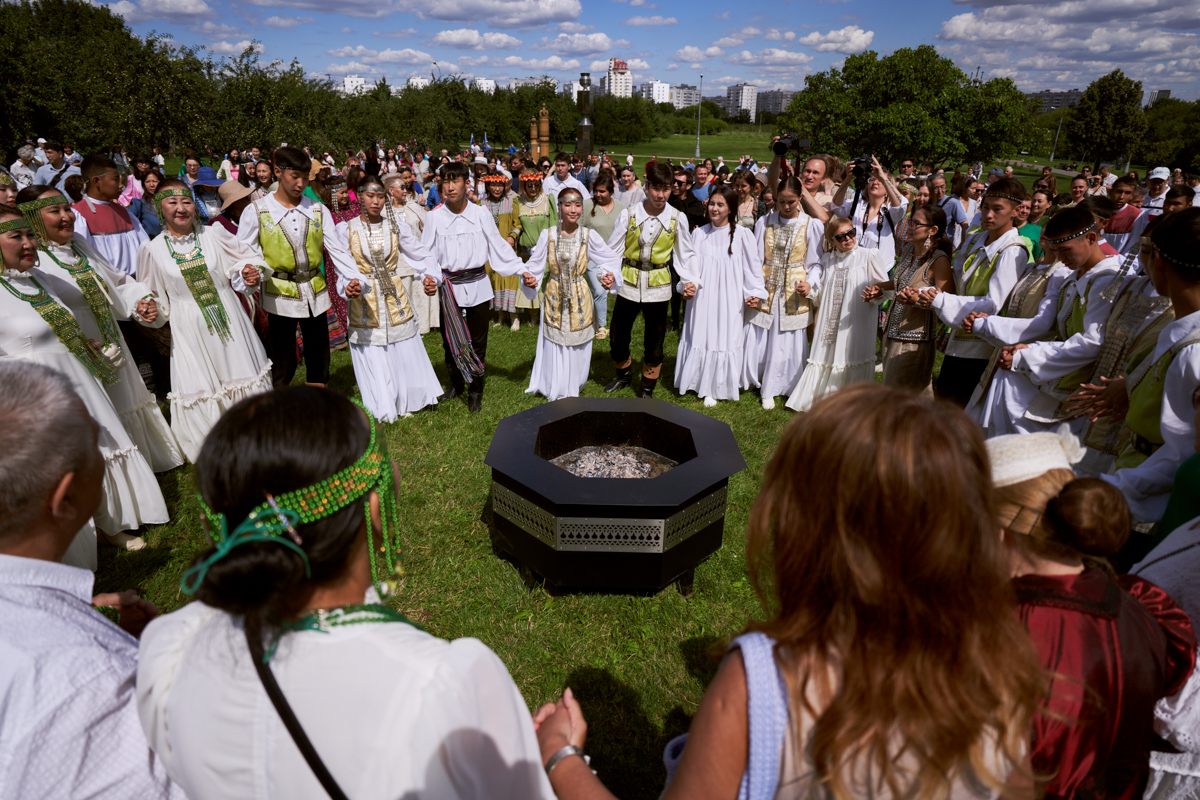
xmin=621 ymin=214 xmax=676 ymax=289
xmin=1115 ymin=327 xmax=1200 ymax=469
xmin=256 ymin=201 xmax=326 ymax=299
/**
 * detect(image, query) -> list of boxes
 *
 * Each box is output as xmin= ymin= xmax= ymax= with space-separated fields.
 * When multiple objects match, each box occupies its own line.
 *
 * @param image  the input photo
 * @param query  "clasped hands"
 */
xmin=135 ymin=298 xmax=158 ymax=323
xmin=240 ymin=265 xmax=260 ymax=288
xmin=93 ymin=589 xmax=159 ymax=639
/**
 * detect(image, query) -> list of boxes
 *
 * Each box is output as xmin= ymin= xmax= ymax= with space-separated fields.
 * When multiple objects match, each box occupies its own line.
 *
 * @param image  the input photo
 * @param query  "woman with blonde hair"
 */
xmin=988 ymin=428 xmax=1195 ymax=800
xmin=534 ymin=384 xmax=1047 ymax=800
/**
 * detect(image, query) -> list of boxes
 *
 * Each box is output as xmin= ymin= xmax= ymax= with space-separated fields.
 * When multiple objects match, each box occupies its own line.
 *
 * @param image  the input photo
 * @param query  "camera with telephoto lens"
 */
xmin=773 ymin=134 xmax=812 ymax=157
xmin=850 ymin=154 xmax=874 ymax=179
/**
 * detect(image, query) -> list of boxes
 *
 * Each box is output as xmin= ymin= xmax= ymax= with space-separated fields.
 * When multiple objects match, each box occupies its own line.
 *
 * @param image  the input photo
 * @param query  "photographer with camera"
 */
xmin=831 ymin=155 xmax=907 ymax=267
xmin=766 ymin=136 xmax=831 ymax=223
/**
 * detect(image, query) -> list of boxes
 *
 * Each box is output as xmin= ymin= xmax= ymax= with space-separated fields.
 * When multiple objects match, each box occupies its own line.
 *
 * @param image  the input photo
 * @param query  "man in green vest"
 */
xmin=237 ymin=145 xmax=336 ymax=388
xmin=918 ymin=177 xmax=1032 ymax=407
xmin=603 ymin=162 xmax=698 ymax=397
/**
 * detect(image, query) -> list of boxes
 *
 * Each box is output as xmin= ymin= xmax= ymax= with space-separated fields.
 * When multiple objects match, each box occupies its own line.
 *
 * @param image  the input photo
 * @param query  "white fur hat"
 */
xmin=986 ymin=425 xmax=1085 ymax=488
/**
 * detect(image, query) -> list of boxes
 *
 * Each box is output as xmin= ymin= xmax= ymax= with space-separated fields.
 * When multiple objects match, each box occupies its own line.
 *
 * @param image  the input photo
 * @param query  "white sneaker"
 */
xmin=762 ymin=397 xmax=775 ymax=410
xmin=703 ymin=397 xmax=718 ymax=408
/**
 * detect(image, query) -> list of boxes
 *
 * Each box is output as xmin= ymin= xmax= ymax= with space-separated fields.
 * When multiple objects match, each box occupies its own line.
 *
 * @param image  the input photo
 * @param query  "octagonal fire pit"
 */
xmin=485 ymin=397 xmax=746 ymax=593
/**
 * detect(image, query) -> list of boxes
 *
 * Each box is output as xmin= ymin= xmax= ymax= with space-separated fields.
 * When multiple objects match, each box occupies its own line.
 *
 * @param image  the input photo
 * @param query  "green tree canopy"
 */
xmin=1135 ymin=98 xmax=1200 ymax=173
xmin=774 ymin=44 xmax=1036 ymax=168
xmin=1065 ymin=70 xmax=1147 ymax=172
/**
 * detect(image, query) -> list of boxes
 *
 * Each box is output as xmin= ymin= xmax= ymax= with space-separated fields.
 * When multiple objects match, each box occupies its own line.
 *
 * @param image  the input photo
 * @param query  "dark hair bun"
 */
xmin=1044 ymin=478 xmax=1130 ymax=557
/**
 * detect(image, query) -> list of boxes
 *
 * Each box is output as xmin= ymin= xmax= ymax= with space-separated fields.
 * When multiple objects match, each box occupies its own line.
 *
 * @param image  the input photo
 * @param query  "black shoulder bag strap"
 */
xmin=245 ymin=627 xmax=350 ymax=800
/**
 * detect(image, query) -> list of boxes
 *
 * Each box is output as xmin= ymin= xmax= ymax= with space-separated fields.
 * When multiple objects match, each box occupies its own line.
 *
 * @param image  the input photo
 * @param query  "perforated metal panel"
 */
xmin=663 ymin=487 xmax=727 ymax=551
xmin=557 ymin=519 xmax=664 ymax=552
xmin=492 ymin=483 xmax=556 ymax=547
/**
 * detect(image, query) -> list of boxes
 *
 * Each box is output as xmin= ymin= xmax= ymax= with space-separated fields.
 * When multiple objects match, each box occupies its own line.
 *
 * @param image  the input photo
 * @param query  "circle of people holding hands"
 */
xmin=1 ymin=137 xmax=1199 ymax=800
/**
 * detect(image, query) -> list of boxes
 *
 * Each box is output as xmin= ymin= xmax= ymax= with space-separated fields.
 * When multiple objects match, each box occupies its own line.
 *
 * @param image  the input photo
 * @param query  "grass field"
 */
xmin=95 ymin=305 xmax=795 ymax=799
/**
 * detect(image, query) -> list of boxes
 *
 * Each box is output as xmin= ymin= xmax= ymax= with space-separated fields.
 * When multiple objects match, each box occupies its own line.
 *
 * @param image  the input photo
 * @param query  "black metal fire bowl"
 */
xmin=484 ymin=397 xmax=747 ymax=593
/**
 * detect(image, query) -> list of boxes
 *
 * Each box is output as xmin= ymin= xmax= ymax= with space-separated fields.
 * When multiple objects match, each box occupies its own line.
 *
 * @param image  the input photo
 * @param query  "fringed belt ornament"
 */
xmin=439 ymin=267 xmax=487 ymax=382
xmin=44 ymin=245 xmax=122 ymax=351
xmin=166 ymin=235 xmax=232 ymax=340
xmin=1 ymin=275 xmax=119 ymax=384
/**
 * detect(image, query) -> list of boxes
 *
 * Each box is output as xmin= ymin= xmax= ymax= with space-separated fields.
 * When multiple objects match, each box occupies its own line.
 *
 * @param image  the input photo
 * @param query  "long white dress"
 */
xmin=136 ymin=228 xmax=273 ymax=461
xmin=522 ymin=227 xmax=621 ymax=401
xmin=0 ymin=268 xmax=169 ymax=568
xmin=787 ymin=247 xmax=890 ymax=412
xmin=393 ymin=201 xmax=440 ymax=333
xmin=676 ymin=223 xmax=767 ymax=402
xmin=326 ymin=215 xmax=443 ymax=421
xmin=741 ymin=213 xmax=826 ymax=400
xmin=38 ymin=239 xmax=184 ymax=473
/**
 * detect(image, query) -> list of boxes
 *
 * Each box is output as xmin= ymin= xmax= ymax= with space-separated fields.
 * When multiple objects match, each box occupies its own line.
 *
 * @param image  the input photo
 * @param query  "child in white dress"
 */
xmin=676 ymin=185 xmax=767 ymax=406
xmin=787 ymin=216 xmax=890 ymax=412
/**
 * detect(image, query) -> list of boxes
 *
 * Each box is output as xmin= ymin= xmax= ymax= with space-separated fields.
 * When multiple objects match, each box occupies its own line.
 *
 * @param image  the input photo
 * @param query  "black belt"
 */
xmin=1132 ymin=433 xmax=1161 ymax=457
xmin=622 ymin=257 xmax=664 ymax=272
xmin=444 ymin=266 xmax=487 ymax=285
xmin=275 ymin=267 xmax=320 ymax=283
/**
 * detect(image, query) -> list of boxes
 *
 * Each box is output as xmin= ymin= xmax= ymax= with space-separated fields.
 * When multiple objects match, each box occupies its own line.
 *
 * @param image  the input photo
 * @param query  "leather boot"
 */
xmin=604 ymin=365 xmax=632 ymax=393
xmin=639 ymin=376 xmax=657 ymax=398
xmin=439 ymin=372 xmax=466 ymax=403
xmin=467 ymin=392 xmax=483 ymax=414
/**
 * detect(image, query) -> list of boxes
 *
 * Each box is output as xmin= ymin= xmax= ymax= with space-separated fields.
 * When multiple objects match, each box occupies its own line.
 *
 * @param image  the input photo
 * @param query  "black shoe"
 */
xmin=639 ymin=377 xmax=657 ymax=398
xmin=604 ymin=366 xmax=632 ymax=393
xmin=467 ymin=392 xmax=483 ymax=414
xmin=438 ymin=385 xmax=462 ymax=403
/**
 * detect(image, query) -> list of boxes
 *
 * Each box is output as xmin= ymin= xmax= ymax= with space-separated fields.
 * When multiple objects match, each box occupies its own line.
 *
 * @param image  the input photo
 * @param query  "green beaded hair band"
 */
xmin=182 ymin=401 xmax=402 ymax=596
xmin=154 ymin=187 xmax=194 ymax=203
xmin=0 ymin=217 xmax=31 ymax=234
xmin=17 ymin=193 xmax=69 ymax=245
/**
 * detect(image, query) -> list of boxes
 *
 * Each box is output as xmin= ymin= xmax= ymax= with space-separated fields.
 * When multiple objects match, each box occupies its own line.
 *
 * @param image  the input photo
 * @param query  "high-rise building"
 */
xmin=670 ymin=84 xmax=700 ymax=109
xmin=702 ymin=95 xmax=727 ymax=114
xmin=756 ymin=89 xmax=796 ymax=115
xmin=640 ymin=80 xmax=670 ymax=104
xmin=341 ymin=74 xmax=371 ymax=95
xmin=510 ymin=76 xmax=559 ymax=89
xmin=725 ymin=82 xmax=758 ymax=117
xmin=473 ymin=77 xmax=496 ymax=94
xmin=598 ymin=59 xmax=632 ymax=99
xmin=1024 ymin=89 xmax=1083 ymax=113
xmin=1149 ymin=89 xmax=1172 ymax=106
xmin=561 ymin=80 xmax=583 ymax=102
xmin=406 ymin=76 xmax=430 ymax=90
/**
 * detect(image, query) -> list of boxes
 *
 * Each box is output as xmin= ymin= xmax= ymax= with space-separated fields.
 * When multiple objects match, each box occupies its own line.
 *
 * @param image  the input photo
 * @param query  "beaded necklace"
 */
xmin=265 ymin=603 xmax=420 ymax=663
xmin=165 ymin=234 xmax=232 ymax=340
xmin=360 ymin=214 xmax=398 ymax=301
xmin=43 ymin=245 xmax=121 ymax=350
xmin=0 ymin=274 xmax=118 ymax=384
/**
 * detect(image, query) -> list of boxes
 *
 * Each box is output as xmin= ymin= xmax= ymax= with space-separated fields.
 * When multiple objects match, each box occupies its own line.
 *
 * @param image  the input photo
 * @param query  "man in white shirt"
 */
xmin=33 ymin=137 xmax=47 ymax=166
xmin=33 ymin=141 xmax=81 ymax=190
xmin=8 ymin=145 xmax=36 ymax=189
xmin=1144 ymin=167 xmax=1171 ymax=216
xmin=0 ymin=362 xmax=181 ymax=800
xmin=542 ymin=152 xmax=590 ymax=201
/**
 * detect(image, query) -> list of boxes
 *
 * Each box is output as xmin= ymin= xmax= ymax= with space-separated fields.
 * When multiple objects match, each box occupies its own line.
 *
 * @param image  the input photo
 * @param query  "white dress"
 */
xmin=393 ymin=202 xmax=439 ymax=333
xmin=787 ymin=247 xmax=889 ymax=412
xmin=522 ymin=227 xmax=620 ymax=401
xmin=740 ymin=213 xmax=826 ymax=400
xmin=676 ymin=224 xmax=767 ymax=401
xmin=0 ymin=268 xmax=169 ymax=567
xmin=38 ymin=240 xmax=184 ymax=473
xmin=137 ymin=598 xmax=557 ymax=800
xmin=136 ymin=228 xmax=273 ymax=462
xmin=327 ymin=215 xmax=443 ymax=421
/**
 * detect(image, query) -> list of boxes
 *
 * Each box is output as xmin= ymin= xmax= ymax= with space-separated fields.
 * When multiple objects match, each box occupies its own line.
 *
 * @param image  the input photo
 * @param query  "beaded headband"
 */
xmin=0 ymin=170 xmax=14 ymax=188
xmin=1154 ymin=240 xmax=1200 ymax=270
xmin=983 ymin=192 xmax=1024 ymax=204
xmin=154 ymin=187 xmax=200 ymax=235
xmin=18 ymin=194 xmax=70 ymax=245
xmin=0 ymin=217 xmax=31 ymax=234
xmin=1047 ymin=220 xmax=1096 ymax=245
xmin=520 ymin=171 xmax=545 ymax=182
xmin=181 ymin=402 xmax=402 ymax=596
xmin=481 ymin=174 xmax=509 ymax=184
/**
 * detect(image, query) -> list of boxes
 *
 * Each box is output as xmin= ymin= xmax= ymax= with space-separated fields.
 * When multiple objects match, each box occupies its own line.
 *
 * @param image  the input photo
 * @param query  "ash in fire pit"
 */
xmin=551 ymin=445 xmax=678 ymax=479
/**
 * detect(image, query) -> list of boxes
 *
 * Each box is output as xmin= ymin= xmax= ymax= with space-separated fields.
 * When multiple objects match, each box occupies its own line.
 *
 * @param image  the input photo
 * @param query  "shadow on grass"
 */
xmin=679 ymin=635 xmax=725 ymax=687
xmin=566 ymin=665 xmax=692 ymax=800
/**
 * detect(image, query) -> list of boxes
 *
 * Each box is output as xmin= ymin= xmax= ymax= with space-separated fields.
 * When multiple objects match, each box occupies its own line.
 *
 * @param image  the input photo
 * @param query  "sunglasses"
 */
xmin=901 ymin=163 xmax=914 ymax=169
xmin=674 ymin=180 xmax=689 ymax=187
xmin=834 ymin=231 xmax=856 ymax=242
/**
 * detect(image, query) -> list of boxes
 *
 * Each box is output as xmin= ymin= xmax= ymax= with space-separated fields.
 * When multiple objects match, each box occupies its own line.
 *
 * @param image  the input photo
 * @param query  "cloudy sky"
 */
xmin=111 ymin=0 xmax=1199 ymax=99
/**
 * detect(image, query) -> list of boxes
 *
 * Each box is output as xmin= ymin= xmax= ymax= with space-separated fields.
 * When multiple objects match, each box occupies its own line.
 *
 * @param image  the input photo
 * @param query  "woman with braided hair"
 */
xmin=134 ymin=178 xmax=273 ymax=461
xmin=325 ymin=174 xmax=442 ymax=420
xmin=675 ymin=185 xmax=767 ymax=406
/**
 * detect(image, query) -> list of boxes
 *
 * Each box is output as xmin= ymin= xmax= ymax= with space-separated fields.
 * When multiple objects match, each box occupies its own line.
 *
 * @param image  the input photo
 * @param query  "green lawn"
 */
xmin=95 ymin=305 xmax=792 ymax=799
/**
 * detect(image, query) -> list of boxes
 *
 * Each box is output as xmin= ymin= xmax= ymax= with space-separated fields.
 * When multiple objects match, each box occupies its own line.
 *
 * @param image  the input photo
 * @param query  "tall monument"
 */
xmin=576 ymin=73 xmax=594 ymax=155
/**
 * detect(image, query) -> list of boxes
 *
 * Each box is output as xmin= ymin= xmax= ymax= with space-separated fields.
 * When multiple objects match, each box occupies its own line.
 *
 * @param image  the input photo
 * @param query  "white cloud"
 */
xmin=430 ymin=28 xmax=523 ymax=49
xmin=627 ymin=58 xmax=650 ymax=69
xmin=713 ymin=36 xmax=744 ymax=47
xmin=108 ymin=0 xmax=211 ymax=22
xmin=373 ymin=28 xmax=417 ymax=37
xmin=764 ymin=28 xmax=796 ymax=41
xmin=589 ymin=59 xmax=610 ymax=71
xmin=394 ymin=0 xmax=582 ymax=28
xmin=623 ymin=15 xmax=676 ymax=25
xmin=558 ymin=21 xmax=593 ymax=32
xmin=338 ymin=27 xmax=354 ymax=33
xmin=209 ymin=39 xmax=265 ymax=55
xmin=193 ymin=20 xmax=243 ymax=37
xmin=629 ymin=0 xmax=656 ymax=6
xmin=533 ymin=32 xmax=617 ymax=55
xmin=373 ymin=47 xmax=436 ymax=64
xmin=689 ymin=62 xmax=702 ymax=69
xmin=263 ymin=14 xmax=312 ymax=28
xmin=327 ymin=44 xmax=376 ymax=58
xmin=674 ymin=45 xmax=724 ymax=60
xmin=725 ymin=48 xmax=813 ymax=66
xmin=325 ymin=61 xmax=376 ymax=75
xmin=664 ymin=62 xmax=679 ymax=70
xmin=739 ymin=26 xmax=763 ymax=36
xmin=460 ymin=54 xmax=581 ymax=70
xmin=797 ymin=25 xmax=874 ymax=53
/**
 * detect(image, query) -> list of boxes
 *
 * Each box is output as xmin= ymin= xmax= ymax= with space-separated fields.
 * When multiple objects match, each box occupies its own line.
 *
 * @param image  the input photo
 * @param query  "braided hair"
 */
xmin=709 ymin=184 xmax=740 ymax=255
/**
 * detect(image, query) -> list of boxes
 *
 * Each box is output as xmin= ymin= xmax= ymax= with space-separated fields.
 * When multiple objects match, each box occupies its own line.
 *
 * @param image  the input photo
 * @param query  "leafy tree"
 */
xmin=774 ymin=44 xmax=1035 ymax=169
xmin=1135 ymin=98 xmax=1200 ymax=172
xmin=1065 ymin=70 xmax=1147 ymax=172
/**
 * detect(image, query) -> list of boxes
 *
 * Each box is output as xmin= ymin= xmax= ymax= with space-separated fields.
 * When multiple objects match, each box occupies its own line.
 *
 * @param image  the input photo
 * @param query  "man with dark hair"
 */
xmin=33 ymin=141 xmax=80 ymax=189
xmin=766 ymin=150 xmax=832 ymax=221
xmin=73 ymin=155 xmax=150 ymax=277
xmin=1163 ymin=186 xmax=1194 ymax=215
xmin=669 ymin=166 xmax=706 ymax=231
xmin=917 ymin=177 xmax=1032 ymax=406
xmin=931 ymin=174 xmax=968 ymax=246
xmin=603 ymin=161 xmax=697 ymax=397
xmin=419 ymin=161 xmax=534 ymax=413
xmin=543 ymin=151 xmax=590 ymax=201
xmin=237 ymin=145 xmax=336 ymax=388
xmin=1103 ymin=176 xmax=1150 ymax=255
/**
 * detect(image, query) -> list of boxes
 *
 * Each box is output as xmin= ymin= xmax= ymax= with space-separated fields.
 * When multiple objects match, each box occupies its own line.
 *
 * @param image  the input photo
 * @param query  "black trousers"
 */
xmin=268 ymin=311 xmax=330 ymax=386
xmin=441 ymin=302 xmax=490 ymax=393
xmin=935 ymin=354 xmax=989 ymax=408
xmin=668 ymin=262 xmax=685 ymax=329
xmin=117 ymin=319 xmax=170 ymax=398
xmin=610 ymin=297 xmax=669 ymax=368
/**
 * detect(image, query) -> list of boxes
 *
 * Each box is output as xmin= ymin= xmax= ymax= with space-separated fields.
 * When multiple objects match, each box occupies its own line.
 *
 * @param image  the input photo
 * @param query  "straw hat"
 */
xmin=986 ymin=425 xmax=1085 ymax=488
xmin=218 ymin=180 xmax=253 ymax=212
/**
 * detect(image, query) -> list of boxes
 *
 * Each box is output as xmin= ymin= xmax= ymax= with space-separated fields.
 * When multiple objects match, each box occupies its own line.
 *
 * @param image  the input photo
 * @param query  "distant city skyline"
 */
xmin=107 ymin=0 xmax=1199 ymax=101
